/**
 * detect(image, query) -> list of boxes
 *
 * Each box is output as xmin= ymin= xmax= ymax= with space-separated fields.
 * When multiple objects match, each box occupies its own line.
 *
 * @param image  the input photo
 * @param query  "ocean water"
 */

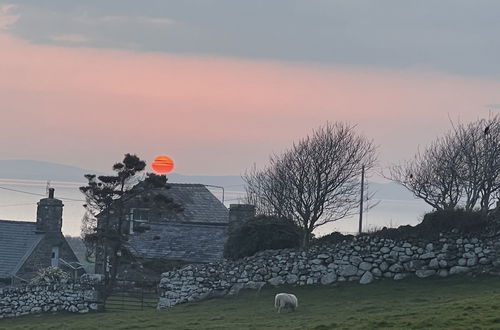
xmin=0 ymin=179 xmax=431 ymax=237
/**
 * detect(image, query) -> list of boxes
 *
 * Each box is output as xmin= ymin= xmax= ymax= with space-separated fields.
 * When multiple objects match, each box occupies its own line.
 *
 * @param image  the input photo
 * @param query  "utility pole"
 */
xmin=358 ymin=165 xmax=365 ymax=235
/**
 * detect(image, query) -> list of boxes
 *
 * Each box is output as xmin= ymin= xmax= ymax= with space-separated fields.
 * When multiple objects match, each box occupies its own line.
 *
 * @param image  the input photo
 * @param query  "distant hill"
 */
xmin=0 ymin=159 xmax=100 ymax=183
xmin=0 ymin=159 xmax=414 ymax=201
xmin=0 ymin=159 xmax=245 ymax=188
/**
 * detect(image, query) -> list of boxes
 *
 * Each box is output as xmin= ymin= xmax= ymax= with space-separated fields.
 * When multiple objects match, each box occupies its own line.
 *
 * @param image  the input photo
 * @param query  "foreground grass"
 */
xmin=1 ymin=275 xmax=500 ymax=329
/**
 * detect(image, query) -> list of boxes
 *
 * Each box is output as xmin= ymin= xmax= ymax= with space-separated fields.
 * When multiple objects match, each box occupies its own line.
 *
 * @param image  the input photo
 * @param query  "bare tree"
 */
xmin=476 ymin=116 xmax=500 ymax=212
xmin=244 ymin=122 xmax=377 ymax=248
xmin=244 ymin=163 xmax=294 ymax=219
xmin=389 ymin=131 xmax=464 ymax=210
xmin=453 ymin=120 xmax=484 ymax=211
xmin=389 ymin=115 xmax=500 ymax=214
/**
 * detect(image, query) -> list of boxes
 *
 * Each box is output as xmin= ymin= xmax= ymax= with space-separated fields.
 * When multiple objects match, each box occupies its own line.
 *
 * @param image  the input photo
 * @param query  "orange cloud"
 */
xmin=1 ymin=31 xmax=499 ymax=175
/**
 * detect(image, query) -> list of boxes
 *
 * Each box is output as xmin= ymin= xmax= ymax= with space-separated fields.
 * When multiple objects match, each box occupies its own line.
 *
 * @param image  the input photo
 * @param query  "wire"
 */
xmin=0 ymin=185 xmax=85 ymax=202
xmin=0 ymin=186 xmax=45 ymax=197
xmin=0 ymin=202 xmax=37 ymax=207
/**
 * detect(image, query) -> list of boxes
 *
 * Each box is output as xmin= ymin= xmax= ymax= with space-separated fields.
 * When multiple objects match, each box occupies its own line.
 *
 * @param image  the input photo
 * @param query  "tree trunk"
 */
xmin=301 ymin=229 xmax=310 ymax=250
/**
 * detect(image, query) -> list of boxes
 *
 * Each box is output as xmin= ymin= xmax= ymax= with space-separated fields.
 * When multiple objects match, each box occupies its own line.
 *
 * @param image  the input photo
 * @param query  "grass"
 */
xmin=1 ymin=275 xmax=500 ymax=329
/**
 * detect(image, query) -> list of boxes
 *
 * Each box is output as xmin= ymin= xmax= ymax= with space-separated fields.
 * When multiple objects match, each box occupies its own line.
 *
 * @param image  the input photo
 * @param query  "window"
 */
xmin=131 ymin=208 xmax=149 ymax=221
xmin=129 ymin=208 xmax=149 ymax=234
xmin=51 ymin=246 xmax=59 ymax=267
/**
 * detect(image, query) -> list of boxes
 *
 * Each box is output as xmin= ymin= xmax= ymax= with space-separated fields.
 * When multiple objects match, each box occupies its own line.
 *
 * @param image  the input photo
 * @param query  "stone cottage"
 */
xmin=94 ymin=183 xmax=255 ymax=280
xmin=0 ymin=188 xmax=83 ymax=286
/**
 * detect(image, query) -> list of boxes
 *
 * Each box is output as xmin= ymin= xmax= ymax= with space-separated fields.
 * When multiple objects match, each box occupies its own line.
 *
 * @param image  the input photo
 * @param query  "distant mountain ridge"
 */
xmin=0 ymin=159 xmax=246 ymax=188
xmin=0 ymin=159 xmax=100 ymax=183
xmin=0 ymin=159 xmax=415 ymax=200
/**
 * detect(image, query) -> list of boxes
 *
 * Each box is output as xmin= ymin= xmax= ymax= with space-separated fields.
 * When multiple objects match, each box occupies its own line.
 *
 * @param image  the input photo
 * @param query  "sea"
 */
xmin=0 ymin=178 xmax=431 ymax=237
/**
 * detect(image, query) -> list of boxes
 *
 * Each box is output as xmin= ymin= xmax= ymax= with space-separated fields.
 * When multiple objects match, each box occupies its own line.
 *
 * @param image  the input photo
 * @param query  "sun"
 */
xmin=151 ymin=155 xmax=175 ymax=174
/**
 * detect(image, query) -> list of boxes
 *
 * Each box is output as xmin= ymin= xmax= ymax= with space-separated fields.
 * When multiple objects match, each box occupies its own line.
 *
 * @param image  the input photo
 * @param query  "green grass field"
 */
xmin=1 ymin=275 xmax=500 ymax=329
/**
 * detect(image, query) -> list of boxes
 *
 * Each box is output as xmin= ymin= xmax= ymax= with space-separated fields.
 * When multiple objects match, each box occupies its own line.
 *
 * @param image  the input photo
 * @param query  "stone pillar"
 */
xmin=228 ymin=204 xmax=256 ymax=231
xmin=36 ymin=188 xmax=63 ymax=233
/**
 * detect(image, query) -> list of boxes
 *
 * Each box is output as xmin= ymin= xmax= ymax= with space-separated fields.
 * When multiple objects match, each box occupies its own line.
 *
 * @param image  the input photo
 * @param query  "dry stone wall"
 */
xmin=0 ymin=278 xmax=101 ymax=319
xmin=158 ymin=234 xmax=500 ymax=308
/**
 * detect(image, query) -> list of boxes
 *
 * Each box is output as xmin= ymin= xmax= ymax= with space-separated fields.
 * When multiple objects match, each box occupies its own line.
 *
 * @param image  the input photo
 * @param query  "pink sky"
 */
xmin=1 ymin=29 xmax=499 ymax=176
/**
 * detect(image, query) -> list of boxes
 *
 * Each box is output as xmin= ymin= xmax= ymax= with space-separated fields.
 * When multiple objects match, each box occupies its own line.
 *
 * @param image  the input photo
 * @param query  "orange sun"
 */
xmin=151 ymin=155 xmax=175 ymax=174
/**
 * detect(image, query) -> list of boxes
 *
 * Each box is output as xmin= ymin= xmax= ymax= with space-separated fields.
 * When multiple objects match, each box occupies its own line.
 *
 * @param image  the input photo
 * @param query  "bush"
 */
xmin=420 ymin=208 xmax=486 ymax=234
xmin=141 ymin=259 xmax=186 ymax=273
xmin=371 ymin=208 xmax=487 ymax=240
xmin=313 ymin=232 xmax=354 ymax=246
xmin=30 ymin=266 xmax=71 ymax=285
xmin=224 ymin=215 xmax=302 ymax=259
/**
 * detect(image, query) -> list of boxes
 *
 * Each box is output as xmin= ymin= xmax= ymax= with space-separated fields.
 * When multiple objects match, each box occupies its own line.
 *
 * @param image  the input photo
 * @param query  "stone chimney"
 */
xmin=36 ymin=188 xmax=63 ymax=233
xmin=228 ymin=204 xmax=256 ymax=231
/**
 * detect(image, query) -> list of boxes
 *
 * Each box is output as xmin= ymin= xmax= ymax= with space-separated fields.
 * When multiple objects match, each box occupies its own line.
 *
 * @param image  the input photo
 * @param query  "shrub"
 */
xmin=419 ymin=208 xmax=486 ymax=234
xmin=30 ymin=266 xmax=71 ymax=284
xmin=371 ymin=208 xmax=487 ymax=240
xmin=224 ymin=215 xmax=302 ymax=259
xmin=313 ymin=232 xmax=354 ymax=246
xmin=141 ymin=259 xmax=186 ymax=274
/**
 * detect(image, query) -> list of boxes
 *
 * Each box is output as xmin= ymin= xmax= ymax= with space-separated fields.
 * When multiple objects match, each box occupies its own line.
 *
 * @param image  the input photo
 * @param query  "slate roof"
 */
xmin=0 ymin=220 xmax=43 ymax=278
xmin=150 ymin=184 xmax=229 ymax=224
xmin=126 ymin=183 xmax=229 ymax=263
xmin=128 ymin=222 xmax=226 ymax=263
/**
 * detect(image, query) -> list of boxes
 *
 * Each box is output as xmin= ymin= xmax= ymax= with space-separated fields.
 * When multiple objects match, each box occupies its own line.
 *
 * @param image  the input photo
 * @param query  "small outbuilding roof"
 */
xmin=0 ymin=220 xmax=43 ymax=278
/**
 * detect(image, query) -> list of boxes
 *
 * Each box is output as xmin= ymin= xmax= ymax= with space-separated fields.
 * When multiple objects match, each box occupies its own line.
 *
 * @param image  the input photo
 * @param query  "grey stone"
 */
xmin=437 ymin=269 xmax=449 ymax=277
xmin=359 ymin=262 xmax=372 ymax=271
xmin=359 ymin=271 xmax=374 ymax=285
xmin=388 ymin=263 xmax=404 ymax=273
xmin=415 ymin=269 xmax=436 ymax=278
xmin=30 ymin=307 xmax=42 ymax=313
xmin=479 ymin=257 xmax=490 ymax=265
xmin=286 ymin=274 xmax=298 ymax=284
xmin=380 ymin=247 xmax=390 ymax=254
xmin=393 ymin=273 xmax=408 ymax=280
xmin=349 ymin=256 xmax=363 ymax=266
xmin=268 ymin=276 xmax=283 ymax=286
xmin=68 ymin=305 xmax=79 ymax=313
xmin=339 ymin=265 xmax=358 ymax=277
xmin=420 ymin=252 xmax=435 ymax=260
xmin=449 ymin=266 xmax=470 ymax=275
xmin=463 ymin=252 xmax=476 ymax=259
xmin=320 ymin=272 xmax=337 ymax=285
xmin=399 ymin=255 xmax=412 ymax=263
xmin=158 ymin=297 xmax=175 ymax=308
xmin=466 ymin=257 xmax=478 ymax=267
xmin=428 ymin=258 xmax=439 ymax=269
xmin=228 ymin=283 xmax=245 ymax=295
xmin=311 ymin=264 xmax=327 ymax=272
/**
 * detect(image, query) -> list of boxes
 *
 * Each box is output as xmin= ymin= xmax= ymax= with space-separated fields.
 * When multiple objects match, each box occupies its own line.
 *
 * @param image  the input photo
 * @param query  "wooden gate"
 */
xmin=104 ymin=282 xmax=158 ymax=312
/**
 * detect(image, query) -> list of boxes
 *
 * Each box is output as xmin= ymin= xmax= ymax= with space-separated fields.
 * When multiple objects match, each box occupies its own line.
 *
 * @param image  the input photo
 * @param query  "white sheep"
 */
xmin=274 ymin=293 xmax=298 ymax=313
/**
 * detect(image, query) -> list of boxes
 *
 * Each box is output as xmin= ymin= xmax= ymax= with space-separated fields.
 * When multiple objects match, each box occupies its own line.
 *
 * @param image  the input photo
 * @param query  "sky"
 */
xmin=1 ymin=1 xmax=500 ymax=176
